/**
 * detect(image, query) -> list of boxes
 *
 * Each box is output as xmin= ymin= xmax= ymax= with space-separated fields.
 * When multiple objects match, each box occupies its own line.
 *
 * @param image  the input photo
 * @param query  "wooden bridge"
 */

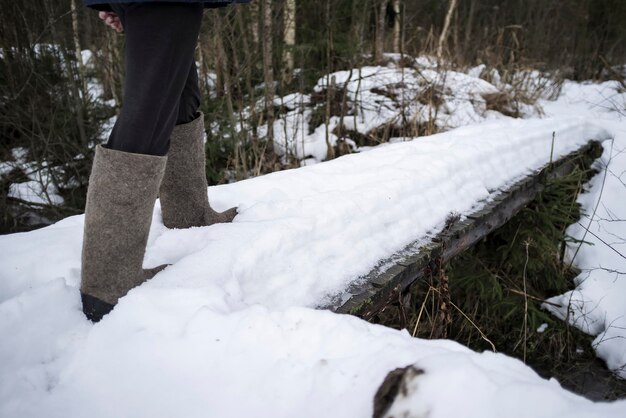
xmin=324 ymin=140 xmax=603 ymax=320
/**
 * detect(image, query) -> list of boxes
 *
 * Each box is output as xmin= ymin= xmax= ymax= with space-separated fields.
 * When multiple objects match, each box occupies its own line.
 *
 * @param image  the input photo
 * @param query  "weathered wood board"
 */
xmin=323 ymin=140 xmax=604 ymax=320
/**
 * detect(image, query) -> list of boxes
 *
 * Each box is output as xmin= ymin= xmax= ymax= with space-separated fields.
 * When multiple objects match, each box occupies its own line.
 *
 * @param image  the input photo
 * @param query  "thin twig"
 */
xmin=507 ymin=288 xmax=563 ymax=308
xmin=568 ymin=138 xmax=614 ymax=268
xmin=522 ymin=240 xmax=530 ymax=363
xmin=412 ymin=287 xmax=433 ymax=337
xmin=429 ymin=286 xmax=497 ymax=352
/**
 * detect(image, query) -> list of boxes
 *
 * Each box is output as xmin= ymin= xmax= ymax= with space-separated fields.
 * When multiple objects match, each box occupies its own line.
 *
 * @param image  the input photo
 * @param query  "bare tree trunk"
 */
xmin=452 ymin=2 xmax=459 ymax=59
xmin=105 ymin=29 xmax=122 ymax=108
xmin=374 ymin=0 xmax=386 ymax=62
xmin=262 ymin=0 xmax=274 ymax=145
xmin=213 ymin=26 xmax=225 ymax=98
xmin=463 ymin=0 xmax=476 ymax=61
xmin=392 ymin=0 xmax=402 ymax=54
xmin=222 ymin=16 xmax=242 ymax=84
xmin=70 ymin=0 xmax=87 ymax=96
xmin=324 ymin=0 xmax=335 ymax=160
xmin=83 ymin=5 xmax=94 ymax=50
xmin=250 ymin=0 xmax=260 ymax=45
xmin=350 ymin=0 xmax=362 ymax=52
xmin=236 ymin=7 xmax=254 ymax=97
xmin=196 ymin=41 xmax=206 ymax=97
xmin=212 ymin=16 xmax=237 ymax=138
xmin=44 ymin=0 xmax=87 ymax=146
xmin=236 ymin=7 xmax=257 ymax=132
xmin=437 ymin=0 xmax=458 ymax=60
xmin=282 ymin=0 xmax=296 ymax=84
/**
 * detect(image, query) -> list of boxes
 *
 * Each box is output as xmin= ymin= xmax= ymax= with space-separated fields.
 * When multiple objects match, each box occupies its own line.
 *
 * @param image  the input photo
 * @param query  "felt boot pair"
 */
xmin=81 ymin=113 xmax=235 ymax=322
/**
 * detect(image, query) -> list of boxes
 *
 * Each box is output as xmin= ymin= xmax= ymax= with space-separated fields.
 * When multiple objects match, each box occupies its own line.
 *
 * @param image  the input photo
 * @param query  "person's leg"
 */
xmin=81 ymin=145 xmax=167 ymax=321
xmin=176 ymin=60 xmax=202 ymax=125
xmin=159 ymin=61 xmax=238 ymax=229
xmin=106 ymin=3 xmax=204 ymax=156
xmin=81 ymin=3 xmax=204 ymax=321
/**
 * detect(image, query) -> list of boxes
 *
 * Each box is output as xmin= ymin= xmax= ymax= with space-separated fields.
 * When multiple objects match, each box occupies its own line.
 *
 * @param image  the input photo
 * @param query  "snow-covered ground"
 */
xmin=262 ymin=55 xmax=544 ymax=162
xmin=3 ymin=147 xmax=65 ymax=206
xmin=1 ymin=67 xmax=626 ymax=416
xmin=543 ymin=80 xmax=626 ymax=379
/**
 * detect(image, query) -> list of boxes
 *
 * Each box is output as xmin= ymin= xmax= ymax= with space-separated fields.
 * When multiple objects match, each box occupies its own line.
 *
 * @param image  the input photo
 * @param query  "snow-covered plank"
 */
xmin=328 ymin=140 xmax=604 ymax=319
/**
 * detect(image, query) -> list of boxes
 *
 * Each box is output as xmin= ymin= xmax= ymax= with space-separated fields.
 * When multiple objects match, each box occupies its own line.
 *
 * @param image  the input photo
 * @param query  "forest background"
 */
xmin=2 ymin=0 xmax=626 ymax=233
xmin=2 ymin=0 xmax=626 ymax=398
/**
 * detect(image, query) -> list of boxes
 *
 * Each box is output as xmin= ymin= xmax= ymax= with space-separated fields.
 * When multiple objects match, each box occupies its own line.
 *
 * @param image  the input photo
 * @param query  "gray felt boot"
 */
xmin=159 ymin=112 xmax=237 ymax=229
xmin=80 ymin=145 xmax=167 ymax=322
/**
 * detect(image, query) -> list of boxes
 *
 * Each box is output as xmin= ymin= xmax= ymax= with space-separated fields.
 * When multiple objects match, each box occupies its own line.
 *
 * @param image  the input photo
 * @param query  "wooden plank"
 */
xmin=324 ymin=140 xmax=603 ymax=319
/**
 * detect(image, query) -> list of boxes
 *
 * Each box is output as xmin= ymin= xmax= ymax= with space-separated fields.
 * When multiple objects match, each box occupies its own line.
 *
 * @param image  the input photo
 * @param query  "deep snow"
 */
xmin=1 ymin=67 xmax=626 ymax=416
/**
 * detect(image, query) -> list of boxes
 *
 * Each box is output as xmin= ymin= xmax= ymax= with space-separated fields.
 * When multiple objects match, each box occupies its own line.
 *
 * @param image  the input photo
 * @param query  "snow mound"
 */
xmin=1 ymin=113 xmax=621 ymax=416
xmin=382 ymin=354 xmax=626 ymax=418
xmin=261 ymin=57 xmax=545 ymax=162
xmin=5 ymin=281 xmax=625 ymax=418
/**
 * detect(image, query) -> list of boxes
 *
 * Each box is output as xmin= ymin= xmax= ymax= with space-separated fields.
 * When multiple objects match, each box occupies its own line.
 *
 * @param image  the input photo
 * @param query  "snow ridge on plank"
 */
xmin=0 ymin=117 xmax=612 ymax=312
xmin=324 ymin=140 xmax=604 ymax=318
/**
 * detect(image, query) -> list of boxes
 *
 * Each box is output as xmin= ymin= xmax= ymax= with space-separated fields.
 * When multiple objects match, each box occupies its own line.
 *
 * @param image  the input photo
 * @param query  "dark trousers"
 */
xmin=106 ymin=3 xmax=204 ymax=156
